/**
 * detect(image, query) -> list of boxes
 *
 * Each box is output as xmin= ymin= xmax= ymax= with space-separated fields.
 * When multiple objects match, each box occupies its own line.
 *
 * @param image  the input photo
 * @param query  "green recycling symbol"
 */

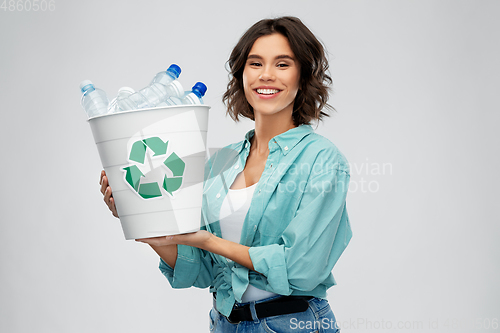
xmin=122 ymin=137 xmax=185 ymax=199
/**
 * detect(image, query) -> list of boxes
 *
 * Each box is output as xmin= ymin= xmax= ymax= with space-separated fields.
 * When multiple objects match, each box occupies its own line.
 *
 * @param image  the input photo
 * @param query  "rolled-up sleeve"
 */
xmin=159 ymin=245 xmax=214 ymax=289
xmin=248 ymin=168 xmax=352 ymax=295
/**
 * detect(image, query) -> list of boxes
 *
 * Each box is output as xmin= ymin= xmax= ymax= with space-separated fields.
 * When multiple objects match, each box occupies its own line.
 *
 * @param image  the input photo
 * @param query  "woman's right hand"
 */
xmin=99 ymin=170 xmax=119 ymax=218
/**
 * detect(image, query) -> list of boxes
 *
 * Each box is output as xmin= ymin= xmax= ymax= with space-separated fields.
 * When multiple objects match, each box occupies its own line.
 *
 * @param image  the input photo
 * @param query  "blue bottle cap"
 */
xmin=166 ymin=64 xmax=181 ymax=78
xmin=192 ymin=82 xmax=207 ymax=97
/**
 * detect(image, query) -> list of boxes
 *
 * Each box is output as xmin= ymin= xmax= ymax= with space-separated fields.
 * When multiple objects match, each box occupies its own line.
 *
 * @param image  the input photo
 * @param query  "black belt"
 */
xmin=213 ymin=293 xmax=313 ymax=324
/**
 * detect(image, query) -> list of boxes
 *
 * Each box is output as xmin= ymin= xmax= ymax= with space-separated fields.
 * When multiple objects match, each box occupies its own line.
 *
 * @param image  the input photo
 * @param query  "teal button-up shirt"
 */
xmin=159 ymin=124 xmax=352 ymax=317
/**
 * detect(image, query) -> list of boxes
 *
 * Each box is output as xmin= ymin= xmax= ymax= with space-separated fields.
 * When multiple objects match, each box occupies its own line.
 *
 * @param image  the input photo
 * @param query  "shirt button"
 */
xmin=258 ymin=190 xmax=261 ymax=194
xmin=284 ymin=146 xmax=288 ymax=151
xmin=254 ymin=225 xmax=257 ymax=231
xmin=216 ymin=193 xmax=221 ymax=199
xmin=234 ymin=165 xmax=239 ymax=169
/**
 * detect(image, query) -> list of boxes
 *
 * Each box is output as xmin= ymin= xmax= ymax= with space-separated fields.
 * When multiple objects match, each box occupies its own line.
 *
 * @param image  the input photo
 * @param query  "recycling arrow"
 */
xmin=123 ymin=136 xmax=185 ymax=199
xmin=123 ymin=165 xmax=143 ymax=191
xmin=142 ymin=137 xmax=168 ymax=156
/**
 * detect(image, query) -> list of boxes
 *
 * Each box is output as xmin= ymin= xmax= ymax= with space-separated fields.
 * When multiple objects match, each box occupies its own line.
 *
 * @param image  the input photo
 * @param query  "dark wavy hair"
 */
xmin=222 ymin=16 xmax=333 ymax=126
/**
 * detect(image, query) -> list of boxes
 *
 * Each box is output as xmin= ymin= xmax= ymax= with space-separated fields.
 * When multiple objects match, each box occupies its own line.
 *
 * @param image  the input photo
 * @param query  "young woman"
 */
xmin=100 ymin=16 xmax=351 ymax=333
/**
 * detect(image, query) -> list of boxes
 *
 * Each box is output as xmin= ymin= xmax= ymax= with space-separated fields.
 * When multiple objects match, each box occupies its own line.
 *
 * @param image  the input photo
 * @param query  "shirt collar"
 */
xmin=241 ymin=124 xmax=314 ymax=156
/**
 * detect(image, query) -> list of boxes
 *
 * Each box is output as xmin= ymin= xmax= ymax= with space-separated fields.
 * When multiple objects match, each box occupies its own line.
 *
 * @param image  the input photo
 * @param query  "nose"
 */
xmin=259 ymin=65 xmax=275 ymax=81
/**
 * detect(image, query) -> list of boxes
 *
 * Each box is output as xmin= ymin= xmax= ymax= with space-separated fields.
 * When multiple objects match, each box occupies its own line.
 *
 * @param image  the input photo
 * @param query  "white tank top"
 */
xmin=219 ymin=183 xmax=278 ymax=303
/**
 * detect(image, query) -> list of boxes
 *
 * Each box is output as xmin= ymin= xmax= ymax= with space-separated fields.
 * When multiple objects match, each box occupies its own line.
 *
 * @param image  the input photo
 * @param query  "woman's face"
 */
xmin=242 ymin=33 xmax=300 ymax=119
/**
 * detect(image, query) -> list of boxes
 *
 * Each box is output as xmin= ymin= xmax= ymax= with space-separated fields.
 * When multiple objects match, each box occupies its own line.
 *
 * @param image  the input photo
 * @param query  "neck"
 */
xmin=251 ymin=110 xmax=296 ymax=155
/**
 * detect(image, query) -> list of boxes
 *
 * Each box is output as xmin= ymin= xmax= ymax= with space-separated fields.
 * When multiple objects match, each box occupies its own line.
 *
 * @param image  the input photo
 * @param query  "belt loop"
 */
xmin=249 ymin=301 xmax=259 ymax=323
xmin=306 ymin=297 xmax=317 ymax=312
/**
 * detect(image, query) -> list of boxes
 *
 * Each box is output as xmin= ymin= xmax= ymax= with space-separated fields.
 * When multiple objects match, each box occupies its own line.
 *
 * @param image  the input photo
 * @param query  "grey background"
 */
xmin=1 ymin=0 xmax=499 ymax=332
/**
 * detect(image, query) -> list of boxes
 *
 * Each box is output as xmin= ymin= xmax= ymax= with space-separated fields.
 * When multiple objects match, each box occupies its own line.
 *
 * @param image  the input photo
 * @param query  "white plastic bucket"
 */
xmin=88 ymin=105 xmax=210 ymax=240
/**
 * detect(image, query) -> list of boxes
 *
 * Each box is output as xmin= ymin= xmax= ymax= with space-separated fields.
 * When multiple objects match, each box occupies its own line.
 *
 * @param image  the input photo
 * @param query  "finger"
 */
xmin=100 ymin=176 xmax=108 ymax=195
xmin=109 ymin=197 xmax=118 ymax=217
xmin=136 ymin=238 xmax=155 ymax=245
xmin=103 ymin=186 xmax=113 ymax=206
xmin=99 ymin=170 xmax=105 ymax=185
xmin=136 ymin=236 xmax=174 ymax=246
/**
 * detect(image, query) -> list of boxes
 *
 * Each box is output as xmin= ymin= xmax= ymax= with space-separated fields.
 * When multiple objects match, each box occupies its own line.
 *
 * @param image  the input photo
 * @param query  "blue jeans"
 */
xmin=209 ymin=296 xmax=340 ymax=332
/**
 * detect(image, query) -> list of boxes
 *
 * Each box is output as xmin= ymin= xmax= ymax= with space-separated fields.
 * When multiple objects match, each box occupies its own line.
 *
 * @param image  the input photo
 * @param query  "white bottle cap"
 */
xmin=117 ymin=87 xmax=135 ymax=98
xmin=169 ymin=80 xmax=184 ymax=98
xmin=118 ymin=86 xmax=135 ymax=94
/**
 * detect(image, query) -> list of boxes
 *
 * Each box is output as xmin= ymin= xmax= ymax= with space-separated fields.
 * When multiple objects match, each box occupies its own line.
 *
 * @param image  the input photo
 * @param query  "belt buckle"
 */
xmin=225 ymin=305 xmax=243 ymax=324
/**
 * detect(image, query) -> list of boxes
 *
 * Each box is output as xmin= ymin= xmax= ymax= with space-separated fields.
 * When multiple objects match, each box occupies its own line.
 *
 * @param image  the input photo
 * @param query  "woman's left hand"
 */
xmin=136 ymin=230 xmax=213 ymax=249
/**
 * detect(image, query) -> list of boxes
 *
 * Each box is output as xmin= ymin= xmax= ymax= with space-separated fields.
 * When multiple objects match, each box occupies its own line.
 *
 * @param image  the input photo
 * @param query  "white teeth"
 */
xmin=257 ymin=89 xmax=280 ymax=95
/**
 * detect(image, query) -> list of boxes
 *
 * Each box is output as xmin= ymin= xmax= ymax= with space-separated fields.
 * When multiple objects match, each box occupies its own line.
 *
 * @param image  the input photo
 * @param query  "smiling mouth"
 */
xmin=256 ymin=88 xmax=281 ymax=95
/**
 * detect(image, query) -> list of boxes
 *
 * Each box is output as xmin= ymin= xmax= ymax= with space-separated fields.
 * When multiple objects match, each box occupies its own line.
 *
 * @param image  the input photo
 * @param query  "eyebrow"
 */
xmin=247 ymin=54 xmax=295 ymax=61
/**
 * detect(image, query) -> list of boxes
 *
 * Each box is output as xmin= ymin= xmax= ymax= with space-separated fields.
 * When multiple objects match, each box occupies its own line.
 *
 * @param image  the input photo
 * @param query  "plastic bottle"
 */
xmin=107 ymin=87 xmax=135 ymax=114
xmin=164 ymin=82 xmax=207 ymax=106
xmin=117 ymin=64 xmax=183 ymax=111
xmin=79 ymin=80 xmax=110 ymax=118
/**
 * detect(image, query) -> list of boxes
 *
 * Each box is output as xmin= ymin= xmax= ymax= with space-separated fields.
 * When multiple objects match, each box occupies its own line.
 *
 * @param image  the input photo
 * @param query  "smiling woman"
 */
xmin=100 ymin=16 xmax=351 ymax=333
xmin=242 ymin=33 xmax=300 ymax=124
xmin=223 ymin=16 xmax=333 ymax=127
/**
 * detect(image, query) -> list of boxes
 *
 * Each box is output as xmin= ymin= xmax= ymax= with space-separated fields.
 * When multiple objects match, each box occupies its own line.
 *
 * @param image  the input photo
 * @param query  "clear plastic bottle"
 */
xmin=79 ymin=80 xmax=109 ymax=118
xmin=117 ymin=64 xmax=183 ymax=111
xmin=107 ymin=87 xmax=135 ymax=114
xmin=164 ymin=82 xmax=207 ymax=106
